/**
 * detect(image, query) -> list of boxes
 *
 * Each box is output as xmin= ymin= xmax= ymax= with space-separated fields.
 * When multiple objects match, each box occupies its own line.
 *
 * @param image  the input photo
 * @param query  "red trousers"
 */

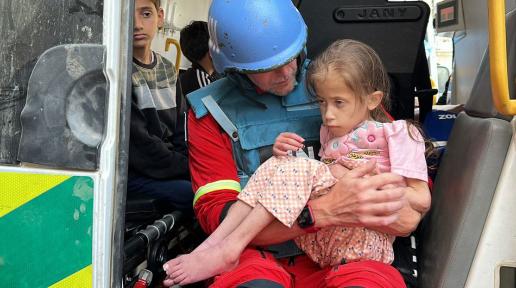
xmin=209 ymin=248 xmax=406 ymax=288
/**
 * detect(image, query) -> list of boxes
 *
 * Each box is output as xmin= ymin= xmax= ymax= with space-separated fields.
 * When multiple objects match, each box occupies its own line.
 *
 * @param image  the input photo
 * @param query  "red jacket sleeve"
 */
xmin=187 ymin=109 xmax=240 ymax=234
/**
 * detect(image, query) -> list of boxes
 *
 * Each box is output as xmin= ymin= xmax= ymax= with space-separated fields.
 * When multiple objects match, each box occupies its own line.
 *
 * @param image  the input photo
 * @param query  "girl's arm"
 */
xmin=405 ymin=178 xmax=432 ymax=216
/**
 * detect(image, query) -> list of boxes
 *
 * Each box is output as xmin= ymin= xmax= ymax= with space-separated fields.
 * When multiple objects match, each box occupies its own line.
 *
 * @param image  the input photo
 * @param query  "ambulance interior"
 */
xmin=140 ymin=0 xmax=516 ymax=286
xmin=1 ymin=0 xmax=516 ymax=287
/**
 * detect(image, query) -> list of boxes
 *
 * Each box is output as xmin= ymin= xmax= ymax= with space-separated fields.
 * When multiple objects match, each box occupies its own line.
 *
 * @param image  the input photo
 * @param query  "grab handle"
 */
xmin=488 ymin=0 xmax=516 ymax=115
xmin=165 ymin=38 xmax=181 ymax=73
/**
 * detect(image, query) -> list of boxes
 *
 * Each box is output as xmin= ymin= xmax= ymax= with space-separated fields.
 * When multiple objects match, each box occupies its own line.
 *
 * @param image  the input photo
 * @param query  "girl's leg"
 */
xmin=164 ymin=204 xmax=275 ymax=286
xmin=193 ymin=157 xmax=283 ymax=251
xmin=163 ymin=157 xmax=329 ymax=285
xmin=193 ymin=200 xmax=252 ymax=252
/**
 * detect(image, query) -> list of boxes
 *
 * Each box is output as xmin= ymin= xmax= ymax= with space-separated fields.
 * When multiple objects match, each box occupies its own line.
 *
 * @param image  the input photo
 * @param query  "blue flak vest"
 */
xmin=188 ymin=60 xmax=322 ymax=188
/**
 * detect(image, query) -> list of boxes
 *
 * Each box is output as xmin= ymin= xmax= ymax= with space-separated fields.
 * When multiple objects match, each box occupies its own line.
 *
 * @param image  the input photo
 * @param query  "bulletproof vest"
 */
xmin=188 ymin=60 xmax=322 ymax=188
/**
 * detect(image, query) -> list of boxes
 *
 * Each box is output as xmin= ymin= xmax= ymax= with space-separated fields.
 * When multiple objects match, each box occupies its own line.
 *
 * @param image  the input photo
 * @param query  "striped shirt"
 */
xmin=129 ymin=52 xmax=189 ymax=180
xmin=179 ymin=63 xmax=220 ymax=97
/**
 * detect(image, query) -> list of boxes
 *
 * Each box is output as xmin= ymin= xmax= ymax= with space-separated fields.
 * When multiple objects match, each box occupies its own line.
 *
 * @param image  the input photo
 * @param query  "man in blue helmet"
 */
xmin=163 ymin=0 xmax=430 ymax=287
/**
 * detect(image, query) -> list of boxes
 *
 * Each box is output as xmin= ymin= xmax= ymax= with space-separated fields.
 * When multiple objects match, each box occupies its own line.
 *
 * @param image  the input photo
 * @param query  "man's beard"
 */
xmin=269 ymin=78 xmax=297 ymax=96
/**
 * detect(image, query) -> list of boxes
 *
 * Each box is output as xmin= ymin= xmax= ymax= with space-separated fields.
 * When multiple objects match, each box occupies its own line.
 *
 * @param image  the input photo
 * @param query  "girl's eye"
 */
xmin=335 ymin=100 xmax=345 ymax=107
xmin=317 ymin=98 xmax=325 ymax=104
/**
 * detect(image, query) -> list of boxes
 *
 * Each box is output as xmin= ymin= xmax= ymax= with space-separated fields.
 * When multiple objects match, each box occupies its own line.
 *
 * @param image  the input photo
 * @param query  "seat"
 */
xmin=418 ymin=9 xmax=516 ymax=288
xmin=296 ymin=0 xmax=434 ymax=122
xmin=297 ymin=2 xmax=433 ymax=285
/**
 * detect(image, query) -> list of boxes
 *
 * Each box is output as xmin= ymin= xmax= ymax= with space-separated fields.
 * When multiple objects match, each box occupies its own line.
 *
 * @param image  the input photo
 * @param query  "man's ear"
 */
xmin=157 ymin=8 xmax=165 ymax=30
xmin=367 ymin=91 xmax=384 ymax=110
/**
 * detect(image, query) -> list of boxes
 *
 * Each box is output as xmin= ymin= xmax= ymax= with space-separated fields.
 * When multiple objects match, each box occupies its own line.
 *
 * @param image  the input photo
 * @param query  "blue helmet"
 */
xmin=208 ymin=0 xmax=307 ymax=74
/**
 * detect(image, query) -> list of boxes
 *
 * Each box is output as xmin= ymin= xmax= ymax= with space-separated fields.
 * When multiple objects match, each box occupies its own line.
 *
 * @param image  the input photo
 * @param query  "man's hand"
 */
xmin=273 ymin=132 xmax=304 ymax=156
xmin=311 ymin=160 xmax=407 ymax=229
xmin=328 ymin=163 xmax=349 ymax=179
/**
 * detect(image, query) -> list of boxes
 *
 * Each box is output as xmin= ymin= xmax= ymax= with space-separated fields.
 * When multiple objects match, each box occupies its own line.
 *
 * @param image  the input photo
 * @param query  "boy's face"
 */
xmin=133 ymin=0 xmax=164 ymax=52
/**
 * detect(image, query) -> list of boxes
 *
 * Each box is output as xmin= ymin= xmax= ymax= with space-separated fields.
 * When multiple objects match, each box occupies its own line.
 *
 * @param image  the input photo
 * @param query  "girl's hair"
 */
xmin=307 ymin=39 xmax=391 ymax=122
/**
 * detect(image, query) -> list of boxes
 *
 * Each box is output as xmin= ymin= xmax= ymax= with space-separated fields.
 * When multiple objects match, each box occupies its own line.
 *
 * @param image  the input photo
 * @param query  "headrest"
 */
xmin=298 ymin=0 xmax=430 ymax=75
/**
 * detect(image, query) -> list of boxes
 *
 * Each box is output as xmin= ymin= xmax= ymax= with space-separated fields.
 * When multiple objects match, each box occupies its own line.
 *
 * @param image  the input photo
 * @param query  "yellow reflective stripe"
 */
xmin=193 ymin=180 xmax=241 ymax=205
xmin=0 ymin=172 xmax=70 ymax=217
xmin=49 ymin=265 xmax=92 ymax=288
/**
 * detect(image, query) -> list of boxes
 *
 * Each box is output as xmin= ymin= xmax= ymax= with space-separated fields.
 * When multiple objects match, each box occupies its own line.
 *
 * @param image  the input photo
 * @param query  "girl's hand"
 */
xmin=273 ymin=132 xmax=305 ymax=156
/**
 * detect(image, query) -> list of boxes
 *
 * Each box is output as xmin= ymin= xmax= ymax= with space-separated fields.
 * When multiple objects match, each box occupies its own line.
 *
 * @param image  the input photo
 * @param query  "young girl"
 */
xmin=163 ymin=39 xmax=428 ymax=286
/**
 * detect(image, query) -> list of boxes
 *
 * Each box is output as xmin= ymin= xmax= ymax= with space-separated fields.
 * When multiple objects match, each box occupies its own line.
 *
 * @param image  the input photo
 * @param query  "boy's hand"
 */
xmin=273 ymin=132 xmax=305 ymax=156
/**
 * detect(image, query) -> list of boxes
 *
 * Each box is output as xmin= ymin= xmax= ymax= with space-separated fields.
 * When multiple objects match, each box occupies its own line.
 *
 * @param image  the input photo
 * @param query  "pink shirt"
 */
xmin=319 ymin=120 xmax=428 ymax=182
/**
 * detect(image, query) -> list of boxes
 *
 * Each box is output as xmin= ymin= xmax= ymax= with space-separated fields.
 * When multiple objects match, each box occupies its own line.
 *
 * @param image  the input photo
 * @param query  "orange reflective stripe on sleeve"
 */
xmin=193 ymin=179 xmax=241 ymax=205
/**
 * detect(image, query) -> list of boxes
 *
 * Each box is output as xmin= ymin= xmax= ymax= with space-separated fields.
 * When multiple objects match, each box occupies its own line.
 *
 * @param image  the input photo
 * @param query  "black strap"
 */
xmin=413 ymin=42 xmax=434 ymax=124
xmin=262 ymin=240 xmax=305 ymax=259
xmin=237 ymin=280 xmax=285 ymax=288
xmin=437 ymin=74 xmax=451 ymax=105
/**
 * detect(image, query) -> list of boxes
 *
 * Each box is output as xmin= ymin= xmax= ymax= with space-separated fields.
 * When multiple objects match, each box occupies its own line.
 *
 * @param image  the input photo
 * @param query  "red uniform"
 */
xmin=188 ymin=110 xmax=406 ymax=288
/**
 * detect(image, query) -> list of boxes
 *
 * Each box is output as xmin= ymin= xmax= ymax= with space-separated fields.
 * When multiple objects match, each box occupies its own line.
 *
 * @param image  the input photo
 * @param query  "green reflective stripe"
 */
xmin=193 ymin=180 xmax=241 ymax=205
xmin=0 ymin=176 xmax=93 ymax=288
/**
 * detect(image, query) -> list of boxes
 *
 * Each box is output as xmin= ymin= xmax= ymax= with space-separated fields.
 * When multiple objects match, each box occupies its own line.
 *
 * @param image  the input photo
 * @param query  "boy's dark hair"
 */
xmin=150 ymin=0 xmax=160 ymax=9
xmin=180 ymin=21 xmax=210 ymax=64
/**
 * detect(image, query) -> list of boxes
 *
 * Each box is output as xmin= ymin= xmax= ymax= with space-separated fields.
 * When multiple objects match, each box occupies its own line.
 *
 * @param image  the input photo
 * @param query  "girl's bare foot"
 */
xmin=163 ymin=242 xmax=239 ymax=286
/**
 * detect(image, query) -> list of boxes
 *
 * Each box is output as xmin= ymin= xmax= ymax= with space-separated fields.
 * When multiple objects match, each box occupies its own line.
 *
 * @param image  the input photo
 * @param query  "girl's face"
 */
xmin=314 ymin=73 xmax=382 ymax=137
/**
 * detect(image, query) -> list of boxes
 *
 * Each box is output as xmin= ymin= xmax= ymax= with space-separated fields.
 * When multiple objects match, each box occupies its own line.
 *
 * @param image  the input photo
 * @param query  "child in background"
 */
xmin=179 ymin=21 xmax=220 ymax=96
xmin=163 ymin=39 xmax=429 ymax=287
xmin=128 ymin=0 xmax=193 ymax=214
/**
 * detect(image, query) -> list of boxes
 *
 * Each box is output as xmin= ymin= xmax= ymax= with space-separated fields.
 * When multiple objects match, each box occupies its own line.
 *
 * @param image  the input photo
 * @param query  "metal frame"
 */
xmin=94 ymin=0 xmax=133 ymax=287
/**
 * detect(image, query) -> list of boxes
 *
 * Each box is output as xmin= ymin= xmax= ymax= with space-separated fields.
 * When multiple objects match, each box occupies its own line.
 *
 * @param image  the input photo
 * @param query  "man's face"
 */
xmin=247 ymin=59 xmax=298 ymax=96
xmin=133 ymin=0 xmax=164 ymax=52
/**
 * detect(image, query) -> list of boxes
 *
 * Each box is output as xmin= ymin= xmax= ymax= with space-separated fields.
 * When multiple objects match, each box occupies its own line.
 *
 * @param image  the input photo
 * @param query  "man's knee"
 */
xmin=326 ymin=261 xmax=406 ymax=288
xmin=210 ymin=248 xmax=292 ymax=288
xmin=237 ymin=279 xmax=287 ymax=288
